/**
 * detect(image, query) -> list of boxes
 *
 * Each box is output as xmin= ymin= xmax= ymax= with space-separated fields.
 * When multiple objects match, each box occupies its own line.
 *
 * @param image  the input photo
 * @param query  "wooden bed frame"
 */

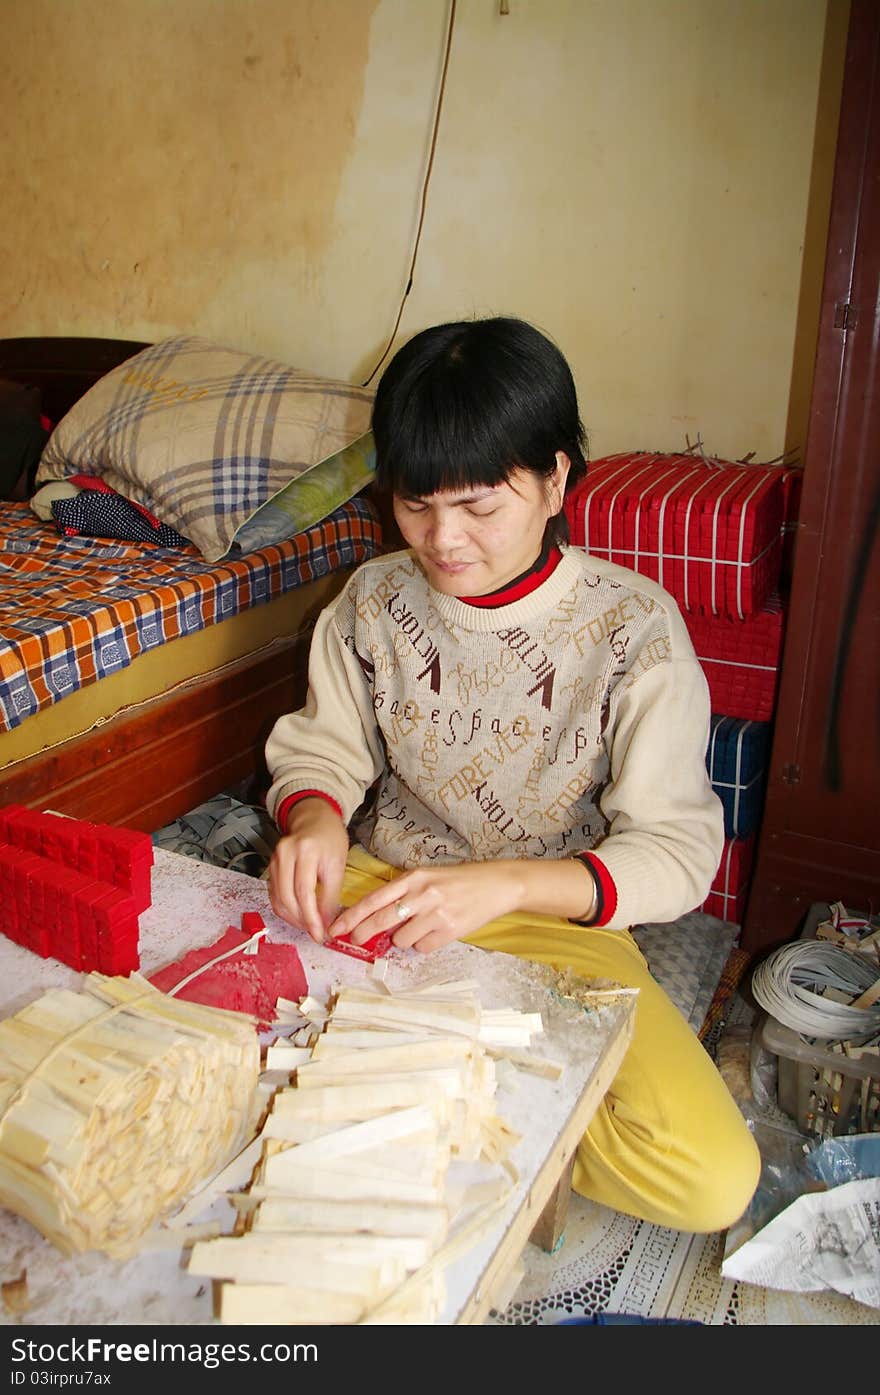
xmin=0 ymin=337 xmax=381 ymax=831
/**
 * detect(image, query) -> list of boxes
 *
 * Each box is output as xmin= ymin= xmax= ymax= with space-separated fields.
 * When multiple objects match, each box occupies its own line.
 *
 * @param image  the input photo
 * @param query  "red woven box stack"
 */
xmin=564 ymin=451 xmax=786 ymax=620
xmin=565 ymin=451 xmax=803 ymax=923
xmin=702 ymin=835 xmax=756 ymax=923
xmin=683 ymin=595 xmax=786 ymax=723
xmin=0 ymin=806 xmax=153 ymax=974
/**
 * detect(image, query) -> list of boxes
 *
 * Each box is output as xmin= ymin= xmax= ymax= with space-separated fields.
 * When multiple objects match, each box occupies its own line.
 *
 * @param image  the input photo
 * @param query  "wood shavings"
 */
xmin=169 ymin=1135 xmax=265 ymax=1229
xmin=264 ymin=1044 xmax=313 ymax=1071
xmin=369 ymin=958 xmax=391 ymax=987
xmin=487 ymin=1047 xmax=565 ymax=1080
xmin=493 ymin=1058 xmax=521 ymax=1093
xmin=142 ymin=1219 xmax=223 ymax=1250
xmin=480 ymin=1115 xmax=522 ymax=1165
xmin=542 ymin=966 xmax=640 ymax=1011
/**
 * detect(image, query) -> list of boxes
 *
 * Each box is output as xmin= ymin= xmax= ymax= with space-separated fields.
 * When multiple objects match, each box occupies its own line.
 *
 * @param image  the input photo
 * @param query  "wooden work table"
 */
xmin=0 ymin=848 xmax=634 ymax=1327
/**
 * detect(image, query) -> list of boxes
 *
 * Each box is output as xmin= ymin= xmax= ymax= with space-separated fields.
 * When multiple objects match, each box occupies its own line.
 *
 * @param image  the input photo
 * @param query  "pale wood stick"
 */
xmin=220 ymin=1283 xmax=365 ymax=1325
xmin=851 ymin=976 xmax=880 ymax=1010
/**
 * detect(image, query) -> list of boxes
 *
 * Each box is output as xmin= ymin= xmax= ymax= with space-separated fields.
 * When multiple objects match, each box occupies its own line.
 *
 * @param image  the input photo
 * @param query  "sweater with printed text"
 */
xmin=265 ymin=547 xmax=723 ymax=930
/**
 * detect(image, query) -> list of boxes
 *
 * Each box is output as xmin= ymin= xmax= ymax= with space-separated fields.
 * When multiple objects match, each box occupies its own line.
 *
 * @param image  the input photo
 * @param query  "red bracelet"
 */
xmin=574 ymin=852 xmax=617 ymax=926
xmin=276 ymin=789 xmax=344 ymax=833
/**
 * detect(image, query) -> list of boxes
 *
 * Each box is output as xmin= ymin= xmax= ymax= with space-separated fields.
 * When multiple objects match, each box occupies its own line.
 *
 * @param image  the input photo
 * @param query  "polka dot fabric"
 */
xmin=52 ymin=485 xmax=190 ymax=549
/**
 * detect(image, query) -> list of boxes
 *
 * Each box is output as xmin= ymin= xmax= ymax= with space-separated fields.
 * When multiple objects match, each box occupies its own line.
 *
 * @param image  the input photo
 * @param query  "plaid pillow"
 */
xmin=35 ymin=336 xmax=374 ymax=562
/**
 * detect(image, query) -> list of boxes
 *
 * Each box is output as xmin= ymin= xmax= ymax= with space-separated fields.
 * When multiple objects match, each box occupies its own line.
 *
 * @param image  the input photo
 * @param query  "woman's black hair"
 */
xmin=371 ymin=317 xmax=588 ymax=546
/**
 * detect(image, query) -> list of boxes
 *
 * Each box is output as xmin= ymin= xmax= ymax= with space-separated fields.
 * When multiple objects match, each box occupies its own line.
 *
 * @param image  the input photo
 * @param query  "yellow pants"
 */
xmin=342 ymin=847 xmax=760 ymax=1234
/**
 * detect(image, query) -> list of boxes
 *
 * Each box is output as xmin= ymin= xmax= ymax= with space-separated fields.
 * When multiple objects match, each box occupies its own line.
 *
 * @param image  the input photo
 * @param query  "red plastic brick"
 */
xmin=96 ymin=824 xmax=152 ymax=854
xmin=3 ymin=918 xmax=25 ymax=947
xmin=20 ymin=920 xmax=51 ymax=956
xmin=132 ymin=876 xmax=153 ymax=913
xmin=91 ymin=887 xmax=130 ymax=929
xmin=54 ymin=822 xmax=82 ymax=865
xmin=98 ymin=938 xmax=140 ymax=976
xmin=13 ymin=852 xmax=44 ymax=905
xmin=75 ymin=843 xmax=99 ymax=877
xmin=0 ymin=808 xmax=152 ymax=974
xmin=0 ymin=806 xmax=27 ymax=842
xmin=7 ymin=810 xmax=45 ymax=855
xmin=97 ymin=850 xmax=117 ymax=884
xmin=40 ymin=875 xmax=61 ymax=934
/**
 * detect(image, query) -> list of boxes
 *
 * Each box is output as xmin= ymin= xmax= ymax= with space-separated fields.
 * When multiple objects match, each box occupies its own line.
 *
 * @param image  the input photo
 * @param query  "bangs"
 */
xmin=377 ymin=395 xmax=522 ymax=498
xmin=376 ymin=368 xmax=527 ymax=499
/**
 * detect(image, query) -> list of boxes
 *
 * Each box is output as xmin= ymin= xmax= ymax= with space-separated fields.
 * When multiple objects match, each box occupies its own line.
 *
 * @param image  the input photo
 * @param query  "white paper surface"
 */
xmin=721 ymin=1177 xmax=880 ymax=1309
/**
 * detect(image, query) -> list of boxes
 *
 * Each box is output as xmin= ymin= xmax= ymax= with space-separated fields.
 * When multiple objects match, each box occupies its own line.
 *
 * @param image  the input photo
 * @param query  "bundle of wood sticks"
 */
xmin=189 ymin=977 xmax=550 ymax=1324
xmin=0 ymin=973 xmax=260 ymax=1258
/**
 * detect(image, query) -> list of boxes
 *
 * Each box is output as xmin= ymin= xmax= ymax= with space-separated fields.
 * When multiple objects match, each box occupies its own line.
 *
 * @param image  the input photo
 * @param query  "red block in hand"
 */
xmin=325 ymin=930 xmax=393 ymax=964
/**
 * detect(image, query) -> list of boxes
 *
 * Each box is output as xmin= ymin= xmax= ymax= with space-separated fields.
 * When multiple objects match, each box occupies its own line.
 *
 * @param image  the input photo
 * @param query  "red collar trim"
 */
xmin=462 ymin=547 xmax=562 ymax=608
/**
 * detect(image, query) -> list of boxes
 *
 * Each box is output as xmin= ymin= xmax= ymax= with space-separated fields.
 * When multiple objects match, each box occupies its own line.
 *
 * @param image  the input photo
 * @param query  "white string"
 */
xmin=751 ymin=941 xmax=880 ymax=1041
xmin=163 ymin=929 xmax=268 ymax=997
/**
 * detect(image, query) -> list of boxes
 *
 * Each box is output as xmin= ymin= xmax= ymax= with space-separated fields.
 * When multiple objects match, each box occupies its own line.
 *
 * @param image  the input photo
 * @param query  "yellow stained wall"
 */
xmin=0 ymin=0 xmax=845 ymax=462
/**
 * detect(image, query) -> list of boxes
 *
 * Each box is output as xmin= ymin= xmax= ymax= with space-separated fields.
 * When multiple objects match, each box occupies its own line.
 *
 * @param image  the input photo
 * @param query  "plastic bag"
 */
xmin=722 ymin=1134 xmax=880 ymax=1308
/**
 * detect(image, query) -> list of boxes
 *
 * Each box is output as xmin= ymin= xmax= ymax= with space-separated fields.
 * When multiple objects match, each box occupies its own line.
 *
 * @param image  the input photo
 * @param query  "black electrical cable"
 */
xmin=823 ymin=473 xmax=880 ymax=789
xmin=361 ymin=0 xmax=458 ymax=388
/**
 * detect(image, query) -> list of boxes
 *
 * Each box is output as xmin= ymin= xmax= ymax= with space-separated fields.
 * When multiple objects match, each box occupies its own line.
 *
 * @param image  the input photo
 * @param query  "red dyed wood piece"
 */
xmin=324 ymin=930 xmax=393 ymax=964
xmin=148 ymin=913 xmax=308 ymax=1031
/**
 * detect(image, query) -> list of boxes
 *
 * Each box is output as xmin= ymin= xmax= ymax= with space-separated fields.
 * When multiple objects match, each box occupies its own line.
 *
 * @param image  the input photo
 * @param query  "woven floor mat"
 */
xmin=490 ymin=1195 xmax=880 ymax=1325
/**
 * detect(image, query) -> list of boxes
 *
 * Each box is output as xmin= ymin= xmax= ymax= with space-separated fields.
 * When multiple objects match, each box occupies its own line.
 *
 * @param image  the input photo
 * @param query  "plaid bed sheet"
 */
xmin=0 ymin=496 xmax=381 ymax=734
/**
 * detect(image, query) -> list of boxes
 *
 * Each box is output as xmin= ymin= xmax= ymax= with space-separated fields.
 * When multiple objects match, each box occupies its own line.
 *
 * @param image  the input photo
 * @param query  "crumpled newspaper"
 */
xmin=722 ymin=1134 xmax=880 ymax=1309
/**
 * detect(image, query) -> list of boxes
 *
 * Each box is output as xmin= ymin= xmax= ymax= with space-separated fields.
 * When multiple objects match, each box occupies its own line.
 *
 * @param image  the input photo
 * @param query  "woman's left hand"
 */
xmin=326 ymin=861 xmax=523 ymax=954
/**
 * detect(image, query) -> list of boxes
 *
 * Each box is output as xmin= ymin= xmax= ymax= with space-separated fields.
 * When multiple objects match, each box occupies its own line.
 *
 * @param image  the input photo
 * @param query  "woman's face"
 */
xmin=393 ymin=455 xmax=569 ymax=597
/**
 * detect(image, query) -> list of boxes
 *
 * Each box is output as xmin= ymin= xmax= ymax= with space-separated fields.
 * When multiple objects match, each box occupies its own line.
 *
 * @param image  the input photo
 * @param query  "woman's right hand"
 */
xmin=267 ymin=798 xmax=349 ymax=942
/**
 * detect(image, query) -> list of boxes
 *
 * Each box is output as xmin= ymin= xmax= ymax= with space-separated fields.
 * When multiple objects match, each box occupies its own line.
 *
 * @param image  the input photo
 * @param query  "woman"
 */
xmin=265 ymin=316 xmax=760 ymax=1234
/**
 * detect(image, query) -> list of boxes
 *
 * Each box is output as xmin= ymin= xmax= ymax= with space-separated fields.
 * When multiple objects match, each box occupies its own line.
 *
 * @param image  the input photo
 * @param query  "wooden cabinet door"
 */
xmin=742 ymin=0 xmax=880 ymax=954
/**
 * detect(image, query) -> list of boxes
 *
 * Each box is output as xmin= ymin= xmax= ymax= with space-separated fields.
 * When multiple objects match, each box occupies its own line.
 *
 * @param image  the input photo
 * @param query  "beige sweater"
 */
xmin=265 ymin=547 xmax=723 ymax=929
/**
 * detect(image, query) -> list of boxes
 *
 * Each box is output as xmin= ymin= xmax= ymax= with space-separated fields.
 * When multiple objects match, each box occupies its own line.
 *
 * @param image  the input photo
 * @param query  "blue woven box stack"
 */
xmin=702 ymin=714 xmax=772 ymax=922
xmin=705 ymin=715 xmax=772 ymax=840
